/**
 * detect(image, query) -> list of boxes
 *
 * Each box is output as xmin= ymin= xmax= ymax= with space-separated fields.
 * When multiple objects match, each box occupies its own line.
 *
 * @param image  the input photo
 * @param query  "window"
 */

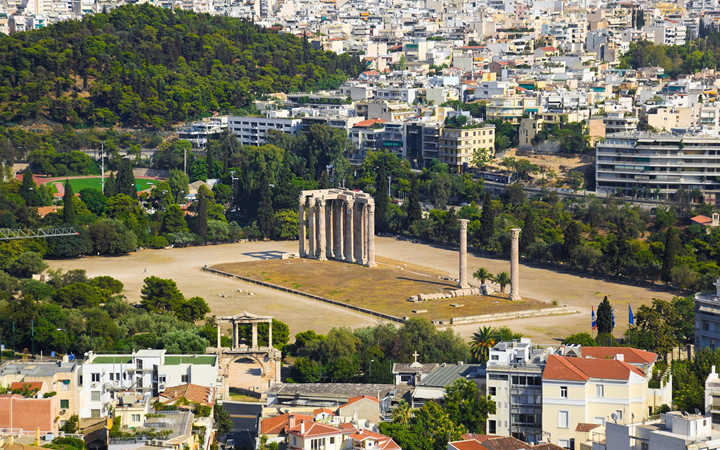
xmin=704 ymin=321 xmax=710 ymax=331
xmin=60 ymin=399 xmax=69 ymax=409
xmin=596 ymin=384 xmax=604 ymax=397
xmin=91 ymin=373 xmax=100 ymax=382
xmin=109 ymin=373 xmax=113 ymax=381
xmin=181 ymin=375 xmax=189 ymax=383
xmin=489 ymin=387 xmax=497 ymax=396
xmin=159 ymin=376 xmax=166 ymax=383
xmin=615 ymin=410 xmax=623 ymax=421
xmin=329 ymin=437 xmax=335 ymax=444
xmin=136 ymin=359 xmax=143 ymax=370
xmin=561 ymin=386 xmax=568 ymax=398
xmin=558 ymin=410 xmax=569 ymax=428
xmin=91 ymin=391 xmax=101 ymax=401
xmin=488 ymin=420 xmax=496 ymax=434
xmin=91 ymin=409 xmax=101 ymax=418
xmin=132 ymin=414 xmax=141 ymax=423
xmin=311 ymin=438 xmax=324 ymax=450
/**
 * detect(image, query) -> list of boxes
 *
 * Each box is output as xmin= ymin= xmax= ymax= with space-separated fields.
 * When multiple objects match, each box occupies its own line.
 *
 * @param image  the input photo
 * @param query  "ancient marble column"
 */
xmin=367 ymin=202 xmax=376 ymax=267
xmin=317 ymin=197 xmax=327 ymax=261
xmin=510 ymin=228 xmax=521 ymax=300
xmin=355 ymin=203 xmax=365 ymax=264
xmin=458 ymin=219 xmax=469 ymax=288
xmin=232 ymin=322 xmax=238 ymax=349
xmin=326 ymin=199 xmax=334 ymax=259
xmin=298 ymin=196 xmax=306 ymax=257
xmin=217 ymin=318 xmax=222 ymax=354
xmin=251 ymin=322 xmax=258 ymax=349
xmin=267 ymin=321 xmax=272 ymax=348
xmin=334 ymin=200 xmax=344 ymax=260
xmin=308 ymin=200 xmax=316 ymax=258
xmin=345 ymin=200 xmax=354 ymax=263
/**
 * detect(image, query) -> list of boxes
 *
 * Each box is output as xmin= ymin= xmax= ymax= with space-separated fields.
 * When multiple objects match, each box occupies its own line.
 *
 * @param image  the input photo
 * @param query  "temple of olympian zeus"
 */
xmin=298 ymin=189 xmax=376 ymax=267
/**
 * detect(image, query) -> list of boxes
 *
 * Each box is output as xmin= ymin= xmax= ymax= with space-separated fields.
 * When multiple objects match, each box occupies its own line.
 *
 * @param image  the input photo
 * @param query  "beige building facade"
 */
xmin=439 ymin=124 xmax=495 ymax=171
xmin=542 ymin=355 xmax=650 ymax=449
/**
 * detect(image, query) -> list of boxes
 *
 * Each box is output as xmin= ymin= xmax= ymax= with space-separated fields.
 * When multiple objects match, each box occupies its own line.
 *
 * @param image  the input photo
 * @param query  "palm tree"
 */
xmin=391 ymin=400 xmax=412 ymax=425
xmin=470 ymin=326 xmax=495 ymax=363
xmin=473 ymin=267 xmax=492 ymax=285
xmin=494 ymin=272 xmax=511 ymax=295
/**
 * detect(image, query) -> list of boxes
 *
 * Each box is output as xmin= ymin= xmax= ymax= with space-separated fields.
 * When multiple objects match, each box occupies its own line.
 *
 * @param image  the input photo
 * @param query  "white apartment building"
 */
xmin=227 ymin=115 xmax=302 ymax=146
xmin=593 ymin=412 xmax=720 ymax=450
xmin=486 ymin=339 xmax=548 ymax=444
xmin=78 ymin=350 xmax=218 ymax=418
xmin=596 ymin=133 xmax=720 ymax=202
xmin=374 ymin=87 xmax=417 ymax=105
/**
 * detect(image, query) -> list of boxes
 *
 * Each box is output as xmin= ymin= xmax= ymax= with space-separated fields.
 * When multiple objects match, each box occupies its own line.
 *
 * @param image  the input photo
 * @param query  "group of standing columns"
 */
xmin=298 ymin=189 xmax=376 ymax=267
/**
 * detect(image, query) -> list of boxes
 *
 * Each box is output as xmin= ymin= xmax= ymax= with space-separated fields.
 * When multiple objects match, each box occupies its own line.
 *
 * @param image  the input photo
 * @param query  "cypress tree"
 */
xmin=596 ymin=296 xmax=613 ymax=334
xmin=20 ymin=167 xmax=40 ymax=206
xmin=196 ymin=187 xmax=209 ymax=242
xmin=104 ymin=172 xmax=118 ymax=197
xmin=661 ymin=227 xmax=681 ymax=283
xmin=62 ymin=180 xmax=75 ymax=224
xmin=562 ymin=220 xmax=582 ymax=259
xmin=116 ymin=158 xmax=136 ymax=198
xmin=479 ymin=192 xmax=495 ymax=246
xmin=257 ymin=175 xmax=274 ymax=239
xmin=406 ymin=176 xmax=422 ymax=226
xmin=374 ymin=168 xmax=389 ymax=233
xmin=520 ymin=209 xmax=537 ymax=251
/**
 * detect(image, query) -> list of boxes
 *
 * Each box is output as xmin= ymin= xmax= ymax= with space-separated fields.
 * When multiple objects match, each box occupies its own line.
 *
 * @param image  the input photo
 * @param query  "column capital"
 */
xmin=459 ymin=218 xmax=469 ymax=228
xmin=345 ymin=199 xmax=355 ymax=210
xmin=510 ymin=227 xmax=521 ymax=239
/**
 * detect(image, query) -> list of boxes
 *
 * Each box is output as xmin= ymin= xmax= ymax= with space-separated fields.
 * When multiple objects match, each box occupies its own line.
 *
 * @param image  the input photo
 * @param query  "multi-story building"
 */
xmin=695 ymin=279 xmax=720 ymax=349
xmin=542 ymin=354 xmax=650 ymax=449
xmin=438 ymin=122 xmax=495 ymax=171
xmin=227 ymin=115 xmax=302 ymax=146
xmin=590 ymin=412 xmax=720 ymax=450
xmin=78 ymin=350 xmax=218 ymax=418
xmin=602 ymin=112 xmax=639 ymax=134
xmin=486 ymin=339 xmax=548 ymax=444
xmin=0 ymin=360 xmax=80 ymax=429
xmin=596 ymin=133 xmax=720 ymax=202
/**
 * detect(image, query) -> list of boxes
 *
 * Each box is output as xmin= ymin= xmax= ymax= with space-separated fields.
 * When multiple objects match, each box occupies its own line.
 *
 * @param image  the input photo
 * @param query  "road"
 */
xmin=222 ymin=401 xmax=262 ymax=450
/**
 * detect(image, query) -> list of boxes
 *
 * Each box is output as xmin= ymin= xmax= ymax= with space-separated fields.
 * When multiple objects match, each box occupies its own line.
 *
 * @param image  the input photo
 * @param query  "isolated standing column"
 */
xmin=335 ymin=200 xmax=344 ymax=260
xmin=510 ymin=228 xmax=521 ymax=300
xmin=458 ymin=219 xmax=469 ymax=288
xmin=308 ymin=200 xmax=316 ymax=258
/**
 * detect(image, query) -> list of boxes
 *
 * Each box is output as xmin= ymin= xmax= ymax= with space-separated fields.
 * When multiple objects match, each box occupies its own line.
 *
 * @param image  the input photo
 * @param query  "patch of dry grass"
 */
xmin=212 ymin=257 xmax=551 ymax=321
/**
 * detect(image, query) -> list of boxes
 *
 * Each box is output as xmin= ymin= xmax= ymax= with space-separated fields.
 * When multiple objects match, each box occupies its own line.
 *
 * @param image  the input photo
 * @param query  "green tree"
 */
xmin=214 ymin=403 xmax=232 ymax=434
xmin=375 ymin=167 xmax=390 ymax=233
xmin=662 ymin=227 xmax=681 ymax=283
xmin=79 ymin=188 xmax=107 ymax=215
xmin=257 ymin=175 xmax=274 ymax=239
xmin=8 ymin=252 xmax=47 ymax=278
xmin=391 ymin=400 xmax=412 ymax=425
xmin=193 ymin=186 xmax=209 ymax=242
xmin=494 ymin=272 xmax=510 ymax=294
xmin=470 ymin=326 xmax=495 ymax=363
xmin=597 ymin=296 xmax=614 ymax=334
xmin=562 ymin=332 xmax=596 ymax=346
xmin=479 ymin=192 xmax=495 ymax=246
xmin=20 ymin=167 xmax=42 ymax=206
xmin=473 ymin=267 xmax=492 ymax=285
xmin=140 ymin=276 xmax=185 ymax=314
xmin=175 ymin=296 xmax=210 ymax=322
xmin=62 ymin=180 xmax=76 ymax=224
xmin=116 ymin=158 xmax=136 ymax=199
xmin=442 ymin=378 xmax=495 ymax=433
xmin=412 ymin=401 xmax=465 ymax=450
xmin=406 ymin=176 xmax=422 ymax=226
xmin=168 ymin=169 xmax=190 ymax=203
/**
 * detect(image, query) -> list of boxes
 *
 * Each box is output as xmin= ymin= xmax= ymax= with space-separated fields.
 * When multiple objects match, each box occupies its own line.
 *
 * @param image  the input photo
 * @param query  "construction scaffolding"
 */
xmin=0 ymin=227 xmax=79 ymax=240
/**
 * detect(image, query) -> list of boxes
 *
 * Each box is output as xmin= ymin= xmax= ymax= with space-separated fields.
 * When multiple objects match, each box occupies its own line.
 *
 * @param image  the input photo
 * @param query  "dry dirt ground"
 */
xmin=47 ymin=237 xmax=677 ymax=345
xmin=213 ymin=256 xmax=551 ymax=322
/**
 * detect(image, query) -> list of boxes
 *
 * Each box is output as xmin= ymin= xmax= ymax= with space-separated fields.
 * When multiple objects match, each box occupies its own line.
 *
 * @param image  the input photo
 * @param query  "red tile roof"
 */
xmin=9 ymin=382 xmax=43 ymax=392
xmin=543 ymin=354 xmax=646 ymax=381
xmin=353 ymin=119 xmax=386 ymax=128
xmin=290 ymin=421 xmax=342 ymax=438
xmin=691 ymin=215 xmax=713 ymax=225
xmin=341 ymin=395 xmax=378 ymax=408
xmin=581 ymin=347 xmax=657 ymax=365
xmin=313 ymin=408 xmax=335 ymax=416
xmin=159 ymin=384 xmax=214 ymax=407
xmin=260 ymin=414 xmax=313 ymax=435
xmin=348 ymin=430 xmax=400 ymax=450
xmin=576 ymin=423 xmax=601 ymax=432
xmin=448 ymin=440 xmax=489 ymax=450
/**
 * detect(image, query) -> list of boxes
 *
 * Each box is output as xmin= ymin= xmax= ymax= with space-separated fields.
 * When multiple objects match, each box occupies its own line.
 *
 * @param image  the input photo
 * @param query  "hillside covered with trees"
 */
xmin=0 ymin=4 xmax=364 ymax=128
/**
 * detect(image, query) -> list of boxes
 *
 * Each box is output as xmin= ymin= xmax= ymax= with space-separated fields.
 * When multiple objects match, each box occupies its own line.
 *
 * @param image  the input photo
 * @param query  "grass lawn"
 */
xmin=50 ymin=177 xmax=158 ymax=193
xmin=212 ymin=256 xmax=552 ymax=322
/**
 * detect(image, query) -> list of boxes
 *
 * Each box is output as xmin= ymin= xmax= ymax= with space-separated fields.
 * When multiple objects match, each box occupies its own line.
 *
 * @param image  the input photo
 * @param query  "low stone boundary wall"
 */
xmin=445 ymin=306 xmax=578 ymax=325
xmin=202 ymin=266 xmax=405 ymax=323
